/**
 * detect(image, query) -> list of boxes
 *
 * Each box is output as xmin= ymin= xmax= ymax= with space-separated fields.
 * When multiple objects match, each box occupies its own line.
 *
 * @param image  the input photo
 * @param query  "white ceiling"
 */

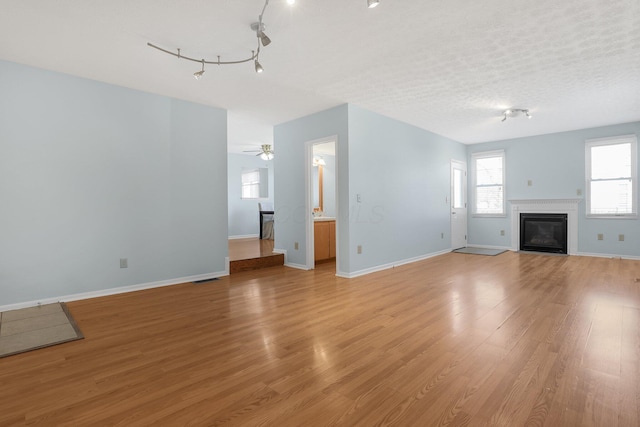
xmin=1 ymin=0 xmax=639 ymax=154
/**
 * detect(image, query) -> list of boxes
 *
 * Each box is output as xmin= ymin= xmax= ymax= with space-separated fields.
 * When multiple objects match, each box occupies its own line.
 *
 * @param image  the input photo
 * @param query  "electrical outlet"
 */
xmin=357 ymin=245 xmax=362 ymax=254
xmin=294 ymin=242 xmax=299 ymax=250
xmin=619 ymin=234 xmax=625 ymax=242
xmin=120 ymin=258 xmax=128 ymax=268
xmin=597 ymin=233 xmax=604 ymax=241
xmin=527 ymin=180 xmax=532 ymax=187
xmin=577 ymin=189 xmax=582 ymax=196
xmin=500 ymin=230 xmax=505 ymax=236
xmin=441 ymin=232 xmax=444 ymax=239
xmin=357 ymin=194 xmax=362 ymax=203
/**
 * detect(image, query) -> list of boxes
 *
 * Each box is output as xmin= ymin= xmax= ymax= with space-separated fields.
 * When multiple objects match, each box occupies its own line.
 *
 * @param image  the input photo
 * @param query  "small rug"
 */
xmin=0 ymin=302 xmax=83 ymax=358
xmin=452 ymin=247 xmax=507 ymax=256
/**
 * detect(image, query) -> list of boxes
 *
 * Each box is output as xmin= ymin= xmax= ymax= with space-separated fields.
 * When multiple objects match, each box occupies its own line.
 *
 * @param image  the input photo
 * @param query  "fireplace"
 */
xmin=510 ymin=199 xmax=579 ymax=255
xmin=520 ymin=213 xmax=568 ymax=254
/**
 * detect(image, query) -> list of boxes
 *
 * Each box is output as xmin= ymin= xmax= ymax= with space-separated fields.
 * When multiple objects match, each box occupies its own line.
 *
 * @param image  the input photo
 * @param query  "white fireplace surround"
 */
xmin=510 ymin=199 xmax=581 ymax=255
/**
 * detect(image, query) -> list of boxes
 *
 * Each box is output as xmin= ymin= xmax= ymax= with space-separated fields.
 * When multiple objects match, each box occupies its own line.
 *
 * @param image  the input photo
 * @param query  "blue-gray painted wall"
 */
xmin=467 ymin=122 xmax=640 ymax=256
xmin=274 ymin=104 xmax=466 ymax=275
xmin=0 ymin=60 xmax=228 ymax=306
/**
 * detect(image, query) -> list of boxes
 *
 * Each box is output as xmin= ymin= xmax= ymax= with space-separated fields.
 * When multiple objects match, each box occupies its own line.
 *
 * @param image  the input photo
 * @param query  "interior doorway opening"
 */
xmin=306 ymin=138 xmax=338 ymax=271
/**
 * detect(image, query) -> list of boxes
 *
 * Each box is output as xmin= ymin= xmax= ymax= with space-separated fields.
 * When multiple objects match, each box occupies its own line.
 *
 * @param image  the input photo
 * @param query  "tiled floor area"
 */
xmin=0 ymin=303 xmax=82 ymax=358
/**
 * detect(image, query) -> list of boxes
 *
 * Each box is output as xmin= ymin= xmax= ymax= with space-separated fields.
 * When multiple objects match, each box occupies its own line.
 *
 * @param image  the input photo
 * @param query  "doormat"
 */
xmin=0 ymin=302 xmax=83 ymax=358
xmin=452 ymin=247 xmax=506 ymax=256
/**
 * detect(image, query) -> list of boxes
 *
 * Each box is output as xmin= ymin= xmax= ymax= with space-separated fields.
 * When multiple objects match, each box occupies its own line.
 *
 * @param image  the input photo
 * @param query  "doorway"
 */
xmin=451 ymin=160 xmax=467 ymax=250
xmin=306 ymin=138 xmax=337 ymax=271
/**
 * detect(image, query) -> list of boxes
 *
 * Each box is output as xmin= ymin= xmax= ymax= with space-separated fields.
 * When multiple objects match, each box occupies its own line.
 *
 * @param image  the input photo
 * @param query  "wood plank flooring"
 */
xmin=1 ymin=252 xmax=639 ymax=426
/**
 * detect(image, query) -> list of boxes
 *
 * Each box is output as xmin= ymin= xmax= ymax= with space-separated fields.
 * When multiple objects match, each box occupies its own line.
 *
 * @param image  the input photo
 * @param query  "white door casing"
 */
xmin=451 ymin=160 xmax=467 ymax=250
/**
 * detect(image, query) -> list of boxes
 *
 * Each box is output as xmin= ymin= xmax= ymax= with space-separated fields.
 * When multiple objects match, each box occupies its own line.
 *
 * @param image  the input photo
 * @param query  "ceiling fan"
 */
xmin=244 ymin=144 xmax=274 ymax=160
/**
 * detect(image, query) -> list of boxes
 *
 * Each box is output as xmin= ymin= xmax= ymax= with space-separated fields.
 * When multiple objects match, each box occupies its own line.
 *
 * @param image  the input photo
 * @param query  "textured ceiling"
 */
xmin=1 ymin=0 xmax=639 ymax=154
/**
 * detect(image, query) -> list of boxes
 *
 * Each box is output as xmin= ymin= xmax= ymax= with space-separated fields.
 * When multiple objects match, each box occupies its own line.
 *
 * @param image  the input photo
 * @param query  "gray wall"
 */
xmin=467 ymin=121 xmax=640 ymax=257
xmin=0 ymin=60 xmax=228 ymax=307
xmin=227 ymin=153 xmax=274 ymax=237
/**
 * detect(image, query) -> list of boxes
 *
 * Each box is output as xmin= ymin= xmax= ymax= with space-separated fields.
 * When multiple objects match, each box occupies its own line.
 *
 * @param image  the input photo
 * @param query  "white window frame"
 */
xmin=585 ymin=134 xmax=637 ymax=219
xmin=471 ymin=150 xmax=506 ymax=217
xmin=241 ymin=169 xmax=260 ymax=199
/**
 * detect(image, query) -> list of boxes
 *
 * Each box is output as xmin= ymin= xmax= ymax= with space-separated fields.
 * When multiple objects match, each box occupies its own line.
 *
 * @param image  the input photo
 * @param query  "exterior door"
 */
xmin=451 ymin=160 xmax=467 ymax=250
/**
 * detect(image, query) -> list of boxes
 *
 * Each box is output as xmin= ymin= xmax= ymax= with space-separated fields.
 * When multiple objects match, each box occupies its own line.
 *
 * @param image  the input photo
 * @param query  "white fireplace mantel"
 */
xmin=509 ymin=198 xmax=581 ymax=255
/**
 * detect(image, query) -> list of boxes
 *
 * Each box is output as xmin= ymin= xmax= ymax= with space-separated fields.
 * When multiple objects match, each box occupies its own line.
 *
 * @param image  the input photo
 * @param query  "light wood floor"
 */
xmin=1 ymin=252 xmax=639 ymax=426
xmin=228 ymin=238 xmax=275 ymax=261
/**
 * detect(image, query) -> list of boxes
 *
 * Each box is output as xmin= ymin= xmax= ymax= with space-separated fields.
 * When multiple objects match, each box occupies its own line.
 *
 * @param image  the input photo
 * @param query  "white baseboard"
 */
xmin=0 ymin=269 xmax=229 ymax=313
xmin=339 ymin=249 xmax=451 ymax=279
xmin=284 ymin=262 xmax=310 ymax=270
xmin=576 ymin=252 xmax=640 ymax=261
xmin=228 ymin=234 xmax=259 ymax=240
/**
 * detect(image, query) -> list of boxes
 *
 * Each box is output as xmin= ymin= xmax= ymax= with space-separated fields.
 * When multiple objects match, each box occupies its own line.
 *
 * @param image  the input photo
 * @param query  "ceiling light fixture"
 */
xmin=244 ymin=144 xmax=274 ymax=159
xmin=501 ymin=108 xmax=532 ymax=122
xmin=148 ymin=0 xmax=280 ymax=76
xmin=313 ymin=156 xmax=326 ymax=167
xmin=367 ymin=0 xmax=380 ymax=8
xmin=193 ymin=60 xmax=205 ymax=80
xmin=287 ymin=0 xmax=296 ymax=4
xmin=255 ymin=58 xmax=264 ymax=74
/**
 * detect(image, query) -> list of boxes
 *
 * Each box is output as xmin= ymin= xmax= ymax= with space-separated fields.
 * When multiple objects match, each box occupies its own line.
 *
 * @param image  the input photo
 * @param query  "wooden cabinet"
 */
xmin=314 ymin=220 xmax=336 ymax=262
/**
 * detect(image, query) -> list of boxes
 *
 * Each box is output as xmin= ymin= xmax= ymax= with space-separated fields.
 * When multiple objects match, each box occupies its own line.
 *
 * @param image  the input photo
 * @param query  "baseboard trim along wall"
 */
xmin=337 ymin=249 xmax=452 ymax=279
xmin=272 ymin=248 xmax=309 ymax=271
xmin=228 ymin=234 xmax=260 ymax=240
xmin=284 ymin=262 xmax=310 ymax=270
xmin=576 ymin=252 xmax=640 ymax=261
xmin=0 ymin=269 xmax=230 ymax=313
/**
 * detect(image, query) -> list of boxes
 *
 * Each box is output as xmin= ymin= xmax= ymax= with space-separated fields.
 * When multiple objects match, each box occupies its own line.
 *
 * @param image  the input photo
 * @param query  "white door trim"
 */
xmin=305 ymin=136 xmax=339 ymax=270
xmin=450 ymin=159 xmax=467 ymax=250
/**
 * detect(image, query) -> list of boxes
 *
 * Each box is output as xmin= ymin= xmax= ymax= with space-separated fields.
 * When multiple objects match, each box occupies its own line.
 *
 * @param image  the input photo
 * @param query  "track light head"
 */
xmin=255 ymin=59 xmax=264 ymax=73
xmin=193 ymin=60 xmax=205 ymax=80
xmin=259 ymin=31 xmax=271 ymax=47
xmin=367 ymin=0 xmax=380 ymax=8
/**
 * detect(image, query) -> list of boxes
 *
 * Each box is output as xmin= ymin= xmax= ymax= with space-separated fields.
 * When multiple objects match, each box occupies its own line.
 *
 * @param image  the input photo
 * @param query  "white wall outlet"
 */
xmin=120 ymin=258 xmax=128 ymax=268
xmin=577 ymin=189 xmax=582 ymax=196
xmin=619 ymin=234 xmax=625 ymax=242
xmin=294 ymin=242 xmax=299 ymax=250
xmin=357 ymin=194 xmax=362 ymax=203
xmin=500 ymin=230 xmax=505 ymax=236
xmin=441 ymin=232 xmax=444 ymax=239
xmin=597 ymin=233 xmax=604 ymax=241
xmin=527 ymin=180 xmax=532 ymax=186
xmin=357 ymin=245 xmax=362 ymax=254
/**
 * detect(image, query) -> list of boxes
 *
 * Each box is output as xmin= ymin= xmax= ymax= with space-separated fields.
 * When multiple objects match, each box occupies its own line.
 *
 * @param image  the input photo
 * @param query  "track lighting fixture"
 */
xmin=149 ymin=0 xmax=382 ymax=78
xmin=148 ymin=0 xmax=281 ymax=76
xmin=501 ymin=108 xmax=532 ymax=122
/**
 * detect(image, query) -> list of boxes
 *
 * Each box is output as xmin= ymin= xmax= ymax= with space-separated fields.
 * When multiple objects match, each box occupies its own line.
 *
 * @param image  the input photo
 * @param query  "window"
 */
xmin=241 ymin=169 xmax=260 ymax=199
xmin=586 ymin=135 xmax=637 ymax=218
xmin=472 ymin=150 xmax=505 ymax=216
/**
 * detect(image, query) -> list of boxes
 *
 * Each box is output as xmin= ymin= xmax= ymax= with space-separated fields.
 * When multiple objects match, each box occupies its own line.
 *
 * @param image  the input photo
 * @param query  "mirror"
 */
xmin=241 ymin=167 xmax=269 ymax=199
xmin=313 ymin=165 xmax=324 ymax=212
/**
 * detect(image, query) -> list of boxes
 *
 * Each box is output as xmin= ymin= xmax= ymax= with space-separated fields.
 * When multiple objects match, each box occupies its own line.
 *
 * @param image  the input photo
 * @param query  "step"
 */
xmin=229 ymin=253 xmax=284 ymax=274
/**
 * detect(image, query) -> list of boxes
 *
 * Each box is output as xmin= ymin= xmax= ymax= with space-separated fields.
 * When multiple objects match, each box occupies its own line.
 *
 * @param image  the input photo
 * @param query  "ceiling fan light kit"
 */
xmin=245 ymin=144 xmax=275 ymax=160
